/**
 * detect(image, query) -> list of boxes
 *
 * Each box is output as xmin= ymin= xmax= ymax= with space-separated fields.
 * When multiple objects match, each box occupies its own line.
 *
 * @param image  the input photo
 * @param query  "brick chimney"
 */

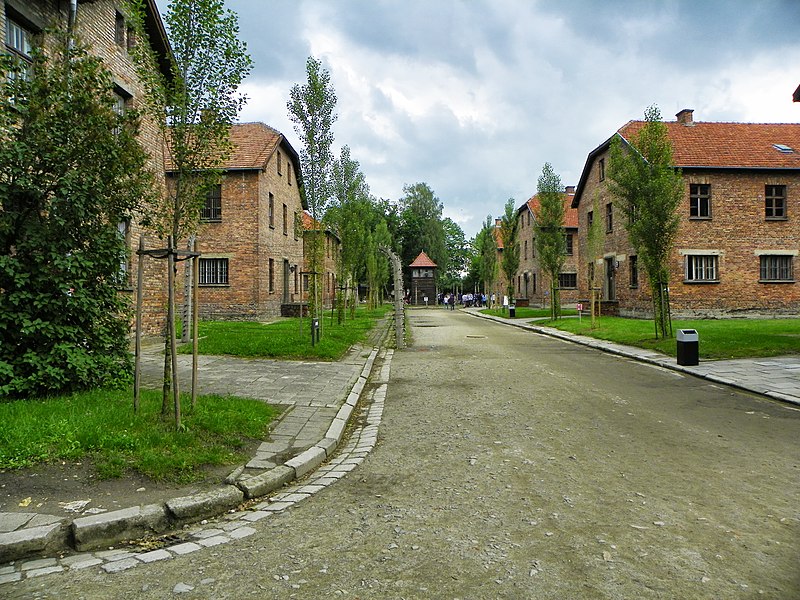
xmin=676 ymin=108 xmax=694 ymax=126
xmin=564 ymin=185 xmax=576 ymax=194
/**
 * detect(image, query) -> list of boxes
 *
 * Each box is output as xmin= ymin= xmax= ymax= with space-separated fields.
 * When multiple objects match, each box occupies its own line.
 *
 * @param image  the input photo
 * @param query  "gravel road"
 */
xmin=10 ymin=308 xmax=800 ymax=599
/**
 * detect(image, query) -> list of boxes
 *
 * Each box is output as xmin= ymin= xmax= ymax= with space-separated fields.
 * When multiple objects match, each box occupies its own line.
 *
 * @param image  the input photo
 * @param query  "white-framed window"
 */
xmin=685 ymin=254 xmax=718 ymax=282
xmin=5 ymin=16 xmax=33 ymax=80
xmin=199 ymin=258 xmax=229 ymax=285
xmin=759 ymin=255 xmax=794 ymax=282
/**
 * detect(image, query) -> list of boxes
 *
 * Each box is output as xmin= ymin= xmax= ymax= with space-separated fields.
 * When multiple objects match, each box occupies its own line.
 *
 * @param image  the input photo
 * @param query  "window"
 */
xmin=605 ymin=203 xmax=613 ymax=233
xmin=558 ymin=273 xmax=577 ymax=289
xmin=765 ymin=185 xmax=787 ymax=220
xmin=115 ymin=12 xmax=126 ymax=47
xmin=126 ymin=25 xmax=136 ymax=51
xmin=282 ymin=204 xmax=288 ymax=235
xmin=199 ymin=258 xmax=228 ymax=285
xmin=685 ymin=254 xmax=718 ymax=282
xmin=287 ymin=161 xmax=292 ymax=186
xmin=629 ymin=255 xmax=638 ymax=288
xmin=690 ymin=183 xmax=711 ymax=219
xmin=268 ymin=258 xmax=274 ymax=292
xmin=303 ymin=273 xmax=309 ymax=292
xmin=587 ymin=210 xmax=594 ymax=228
xmin=524 ymin=240 xmax=528 ymax=261
xmin=759 ymin=255 xmax=794 ymax=282
xmin=564 ymin=233 xmax=574 ymax=256
xmin=277 ymin=151 xmax=282 ymax=175
xmin=201 ymin=184 xmax=222 ymax=222
xmin=268 ymin=193 xmax=274 ymax=228
xmin=6 ymin=17 xmax=33 ymax=79
xmin=598 ymin=158 xmax=605 ymax=182
xmin=293 ymin=211 xmax=299 ymax=240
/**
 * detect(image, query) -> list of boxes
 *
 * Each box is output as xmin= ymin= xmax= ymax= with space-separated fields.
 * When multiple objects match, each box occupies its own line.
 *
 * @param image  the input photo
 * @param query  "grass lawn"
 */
xmin=0 ymin=389 xmax=279 ymax=481
xmin=178 ymin=305 xmax=391 ymax=360
xmin=480 ymin=307 xmax=578 ymax=319
xmin=537 ymin=316 xmax=800 ymax=360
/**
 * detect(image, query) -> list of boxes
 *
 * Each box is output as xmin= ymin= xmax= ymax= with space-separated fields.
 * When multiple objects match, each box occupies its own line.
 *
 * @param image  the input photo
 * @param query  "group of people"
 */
xmin=438 ymin=292 xmax=488 ymax=309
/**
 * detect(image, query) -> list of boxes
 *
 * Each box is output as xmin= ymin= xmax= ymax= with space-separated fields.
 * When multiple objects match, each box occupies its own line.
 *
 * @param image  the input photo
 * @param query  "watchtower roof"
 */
xmin=409 ymin=251 xmax=437 ymax=268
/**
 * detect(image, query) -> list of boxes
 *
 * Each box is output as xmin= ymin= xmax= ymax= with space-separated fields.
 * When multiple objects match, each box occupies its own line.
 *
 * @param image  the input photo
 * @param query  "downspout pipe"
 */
xmin=68 ymin=0 xmax=77 ymax=48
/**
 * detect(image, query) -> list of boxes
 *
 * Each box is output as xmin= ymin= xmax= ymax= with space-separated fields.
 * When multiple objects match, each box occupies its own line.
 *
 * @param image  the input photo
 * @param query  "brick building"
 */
xmin=3 ymin=0 xmax=173 ymax=335
xmin=515 ymin=187 xmax=580 ymax=308
xmin=572 ymin=109 xmax=800 ymax=318
xmin=177 ymin=122 xmax=307 ymax=320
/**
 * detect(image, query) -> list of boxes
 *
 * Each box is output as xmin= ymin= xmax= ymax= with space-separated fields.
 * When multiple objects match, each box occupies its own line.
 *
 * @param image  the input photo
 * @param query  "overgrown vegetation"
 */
xmin=0 ymin=389 xmax=278 ymax=481
xmin=0 ymin=34 xmax=154 ymax=398
xmin=540 ymin=316 xmax=800 ymax=360
xmin=178 ymin=305 xmax=391 ymax=360
xmin=535 ymin=163 xmax=566 ymax=320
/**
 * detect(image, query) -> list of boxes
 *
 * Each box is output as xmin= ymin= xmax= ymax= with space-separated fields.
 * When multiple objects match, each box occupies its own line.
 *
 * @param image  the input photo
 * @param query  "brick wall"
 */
xmin=5 ymin=0 xmax=169 ymax=336
xmin=576 ymin=149 xmax=800 ymax=317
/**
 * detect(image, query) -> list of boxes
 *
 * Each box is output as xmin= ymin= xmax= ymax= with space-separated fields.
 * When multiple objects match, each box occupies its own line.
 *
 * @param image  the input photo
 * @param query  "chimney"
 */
xmin=676 ymin=108 xmax=694 ymax=126
xmin=495 ymin=218 xmax=501 ymax=228
xmin=564 ymin=185 xmax=576 ymax=194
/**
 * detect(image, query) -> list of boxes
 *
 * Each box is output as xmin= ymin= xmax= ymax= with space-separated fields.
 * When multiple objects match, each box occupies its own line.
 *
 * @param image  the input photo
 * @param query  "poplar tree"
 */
xmin=476 ymin=215 xmax=498 ymax=307
xmin=288 ymin=56 xmax=337 ymax=327
xmin=128 ymin=0 xmax=251 ymax=427
xmin=535 ymin=163 xmax=566 ymax=320
xmin=499 ymin=198 xmax=520 ymax=306
xmin=607 ymin=105 xmax=683 ymax=338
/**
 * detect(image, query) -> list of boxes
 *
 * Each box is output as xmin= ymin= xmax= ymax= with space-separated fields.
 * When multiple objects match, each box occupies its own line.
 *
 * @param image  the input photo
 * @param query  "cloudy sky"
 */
xmin=154 ymin=0 xmax=800 ymax=238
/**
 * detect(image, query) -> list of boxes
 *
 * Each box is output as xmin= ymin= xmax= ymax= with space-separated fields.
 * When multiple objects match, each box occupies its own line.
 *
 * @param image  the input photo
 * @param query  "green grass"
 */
xmin=536 ymin=316 xmax=800 ymax=360
xmin=480 ymin=307 xmax=578 ymax=319
xmin=178 ymin=305 xmax=391 ymax=360
xmin=0 ymin=389 xmax=280 ymax=481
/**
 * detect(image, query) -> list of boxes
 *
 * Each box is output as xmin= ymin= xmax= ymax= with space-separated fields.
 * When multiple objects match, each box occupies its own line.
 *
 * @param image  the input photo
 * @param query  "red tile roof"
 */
xmin=521 ymin=189 xmax=578 ymax=228
xmin=573 ymin=115 xmax=800 ymax=208
xmin=619 ymin=120 xmax=800 ymax=169
xmin=409 ymin=251 xmax=437 ymax=268
xmin=165 ymin=122 xmax=303 ymax=175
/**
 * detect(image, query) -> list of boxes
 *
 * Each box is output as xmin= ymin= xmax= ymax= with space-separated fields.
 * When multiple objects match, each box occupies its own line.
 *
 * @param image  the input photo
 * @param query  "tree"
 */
xmin=129 ymin=0 xmax=251 ymax=427
xmin=535 ymin=163 xmax=566 ymax=320
xmin=476 ymin=215 xmax=498 ymax=307
xmin=499 ymin=198 xmax=520 ymax=306
xmin=398 ymin=182 xmax=446 ymax=285
xmin=0 ymin=34 xmax=154 ymax=398
xmin=441 ymin=217 xmax=468 ymax=292
xmin=288 ymin=56 xmax=337 ymax=326
xmin=585 ymin=194 xmax=605 ymax=328
xmin=329 ymin=145 xmax=377 ymax=321
xmin=607 ymin=105 xmax=683 ymax=338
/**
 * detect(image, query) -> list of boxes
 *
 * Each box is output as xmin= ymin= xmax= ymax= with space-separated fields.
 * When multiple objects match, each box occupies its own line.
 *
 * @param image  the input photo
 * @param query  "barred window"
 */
xmin=558 ymin=273 xmax=577 ymax=289
xmin=759 ymin=255 xmax=793 ymax=282
xmin=765 ymin=185 xmax=787 ymax=220
xmin=685 ymin=254 xmax=718 ymax=282
xmin=564 ymin=233 xmax=574 ymax=256
xmin=269 ymin=258 xmax=275 ymax=292
xmin=201 ymin=184 xmax=222 ymax=222
xmin=690 ymin=184 xmax=711 ymax=218
xmin=199 ymin=258 xmax=228 ymax=285
xmin=269 ymin=193 xmax=274 ymax=228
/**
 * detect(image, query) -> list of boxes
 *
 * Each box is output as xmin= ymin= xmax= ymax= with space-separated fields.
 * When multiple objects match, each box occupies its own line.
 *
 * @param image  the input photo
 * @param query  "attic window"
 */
xmin=773 ymin=144 xmax=794 ymax=153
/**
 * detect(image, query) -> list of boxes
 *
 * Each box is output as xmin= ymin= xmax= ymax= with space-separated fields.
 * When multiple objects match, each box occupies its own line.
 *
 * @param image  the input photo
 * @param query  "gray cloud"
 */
xmin=154 ymin=0 xmax=800 ymax=237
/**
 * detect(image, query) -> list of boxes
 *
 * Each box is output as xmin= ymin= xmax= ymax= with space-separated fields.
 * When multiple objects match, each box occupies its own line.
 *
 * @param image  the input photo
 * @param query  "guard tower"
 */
xmin=409 ymin=251 xmax=437 ymax=306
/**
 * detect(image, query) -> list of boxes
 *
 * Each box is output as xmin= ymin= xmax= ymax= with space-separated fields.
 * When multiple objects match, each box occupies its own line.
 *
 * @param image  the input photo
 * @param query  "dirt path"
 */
xmin=9 ymin=308 xmax=800 ymax=599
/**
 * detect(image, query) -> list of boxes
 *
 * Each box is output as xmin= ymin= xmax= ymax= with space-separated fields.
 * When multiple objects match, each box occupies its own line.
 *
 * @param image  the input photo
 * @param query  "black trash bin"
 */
xmin=676 ymin=329 xmax=699 ymax=366
xmin=509 ymin=304 xmax=516 ymax=318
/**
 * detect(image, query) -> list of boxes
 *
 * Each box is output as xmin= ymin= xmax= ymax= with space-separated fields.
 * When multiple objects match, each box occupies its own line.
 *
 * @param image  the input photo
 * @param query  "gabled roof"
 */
xmin=409 ymin=251 xmax=437 ymax=268
xmin=520 ymin=190 xmax=578 ymax=228
xmin=794 ymin=84 xmax=800 ymax=103
xmin=302 ymin=211 xmax=340 ymax=242
xmin=573 ymin=113 xmax=800 ymax=208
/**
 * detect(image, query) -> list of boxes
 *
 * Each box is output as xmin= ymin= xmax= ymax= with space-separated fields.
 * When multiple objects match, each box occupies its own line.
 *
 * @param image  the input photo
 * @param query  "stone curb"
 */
xmin=467 ymin=310 xmax=800 ymax=407
xmin=0 ymin=321 xmax=390 ymax=564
